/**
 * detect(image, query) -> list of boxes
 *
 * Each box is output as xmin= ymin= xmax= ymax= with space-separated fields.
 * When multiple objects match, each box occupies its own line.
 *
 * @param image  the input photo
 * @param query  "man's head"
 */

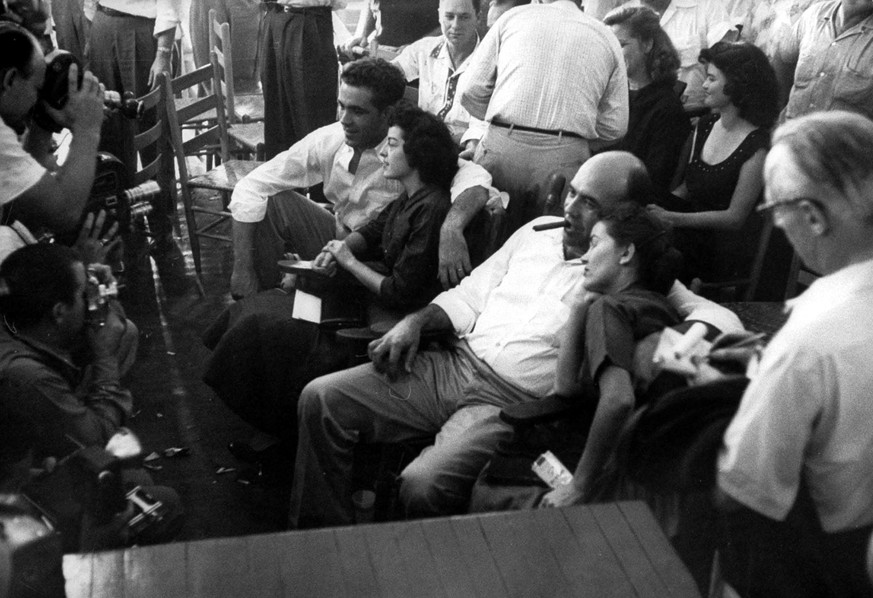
xmin=439 ymin=0 xmax=479 ymax=48
xmin=0 ymin=21 xmax=44 ymax=128
xmin=562 ymin=151 xmax=655 ymax=254
xmin=338 ymin=58 xmax=407 ymax=149
xmin=763 ymin=111 xmax=873 ymax=276
xmin=486 ymin=0 xmax=530 ymax=27
xmin=0 ymin=244 xmax=86 ymax=346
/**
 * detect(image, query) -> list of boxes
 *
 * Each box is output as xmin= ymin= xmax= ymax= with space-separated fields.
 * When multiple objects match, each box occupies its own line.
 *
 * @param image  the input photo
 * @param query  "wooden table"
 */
xmin=64 ymin=501 xmax=700 ymax=598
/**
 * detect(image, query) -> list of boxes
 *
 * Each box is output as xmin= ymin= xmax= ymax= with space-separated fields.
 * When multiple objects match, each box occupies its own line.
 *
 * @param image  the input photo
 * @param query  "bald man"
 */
xmin=288 ymin=151 xmax=742 ymax=529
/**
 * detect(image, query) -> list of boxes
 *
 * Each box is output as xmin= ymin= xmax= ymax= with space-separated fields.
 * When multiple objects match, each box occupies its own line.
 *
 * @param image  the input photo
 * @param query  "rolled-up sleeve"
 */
xmin=460 ymin=26 xmax=498 ymax=120
xmin=155 ymin=0 xmax=182 ymax=35
xmin=594 ymin=40 xmax=629 ymax=142
xmin=229 ymin=130 xmax=332 ymax=222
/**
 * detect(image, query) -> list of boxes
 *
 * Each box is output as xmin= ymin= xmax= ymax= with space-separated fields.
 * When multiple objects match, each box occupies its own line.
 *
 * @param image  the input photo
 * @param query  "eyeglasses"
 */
xmin=756 ymin=196 xmax=822 ymax=214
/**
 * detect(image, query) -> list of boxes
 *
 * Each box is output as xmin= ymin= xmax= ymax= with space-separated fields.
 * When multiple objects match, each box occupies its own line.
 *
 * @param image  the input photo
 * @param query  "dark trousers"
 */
xmin=720 ymin=493 xmax=873 ymax=598
xmin=189 ymin=0 xmax=261 ymax=90
xmin=260 ymin=7 xmax=337 ymax=159
xmin=52 ymin=0 xmax=89 ymax=60
xmin=87 ymin=11 xmax=174 ymax=228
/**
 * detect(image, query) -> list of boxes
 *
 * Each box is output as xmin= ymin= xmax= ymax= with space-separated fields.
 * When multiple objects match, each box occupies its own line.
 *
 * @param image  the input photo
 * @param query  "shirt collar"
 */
xmin=431 ymin=35 xmax=481 ymax=72
xmin=784 ymin=258 xmax=873 ymax=318
xmin=670 ymin=0 xmax=699 ymax=8
xmin=335 ymin=134 xmax=389 ymax=168
xmin=1 ymin=324 xmax=80 ymax=379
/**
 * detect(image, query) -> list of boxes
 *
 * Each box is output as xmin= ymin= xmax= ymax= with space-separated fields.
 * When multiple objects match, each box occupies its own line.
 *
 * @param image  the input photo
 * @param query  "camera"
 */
xmin=35 ymin=50 xmax=144 ymax=132
xmin=85 ymin=265 xmax=119 ymax=327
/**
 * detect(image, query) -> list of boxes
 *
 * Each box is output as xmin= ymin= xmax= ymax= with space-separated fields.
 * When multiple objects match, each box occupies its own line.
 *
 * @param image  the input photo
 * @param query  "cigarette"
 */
xmin=533 ymin=220 xmax=570 ymax=231
xmin=673 ymin=322 xmax=708 ymax=360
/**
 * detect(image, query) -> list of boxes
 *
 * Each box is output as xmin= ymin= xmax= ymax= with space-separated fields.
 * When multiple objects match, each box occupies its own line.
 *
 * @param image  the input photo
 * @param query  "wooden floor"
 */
xmin=64 ymin=502 xmax=701 ymax=598
xmin=118 ymin=207 xmax=293 ymax=542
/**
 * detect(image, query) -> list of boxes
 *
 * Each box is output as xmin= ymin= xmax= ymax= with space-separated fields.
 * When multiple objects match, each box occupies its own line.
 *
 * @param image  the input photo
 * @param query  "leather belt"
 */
xmin=96 ymin=4 xmax=149 ymax=19
xmin=490 ymin=120 xmax=584 ymax=140
xmin=262 ymin=3 xmax=331 ymax=14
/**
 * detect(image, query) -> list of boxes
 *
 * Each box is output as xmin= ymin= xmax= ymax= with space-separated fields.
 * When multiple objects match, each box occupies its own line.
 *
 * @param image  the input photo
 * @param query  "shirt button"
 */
xmin=819 ymin=72 xmax=826 ymax=77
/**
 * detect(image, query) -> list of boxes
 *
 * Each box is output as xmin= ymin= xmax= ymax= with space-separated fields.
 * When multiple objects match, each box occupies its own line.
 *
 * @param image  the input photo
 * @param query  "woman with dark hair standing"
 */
xmin=648 ymin=41 xmax=780 ymax=283
xmin=604 ymin=6 xmax=690 ymax=193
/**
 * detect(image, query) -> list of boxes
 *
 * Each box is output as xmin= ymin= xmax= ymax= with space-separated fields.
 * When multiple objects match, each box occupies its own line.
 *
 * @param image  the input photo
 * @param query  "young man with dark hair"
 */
xmin=229 ymin=57 xmax=496 ymax=299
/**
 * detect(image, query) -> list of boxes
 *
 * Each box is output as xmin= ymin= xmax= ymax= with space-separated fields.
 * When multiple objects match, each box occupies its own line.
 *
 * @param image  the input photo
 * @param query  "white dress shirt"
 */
xmin=461 ymin=0 xmax=628 ymax=141
xmin=432 ymin=216 xmax=742 ymax=396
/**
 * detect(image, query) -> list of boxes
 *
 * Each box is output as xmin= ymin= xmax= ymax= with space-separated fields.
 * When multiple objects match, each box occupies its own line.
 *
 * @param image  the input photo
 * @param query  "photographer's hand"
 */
xmin=76 ymin=210 xmax=120 ymax=265
xmin=42 ymin=63 xmax=105 ymax=136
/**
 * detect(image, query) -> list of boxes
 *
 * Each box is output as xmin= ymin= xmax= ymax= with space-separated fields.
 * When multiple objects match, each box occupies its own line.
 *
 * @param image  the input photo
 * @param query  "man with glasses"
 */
xmin=717 ymin=110 xmax=873 ymax=596
xmin=288 ymin=151 xmax=741 ymax=528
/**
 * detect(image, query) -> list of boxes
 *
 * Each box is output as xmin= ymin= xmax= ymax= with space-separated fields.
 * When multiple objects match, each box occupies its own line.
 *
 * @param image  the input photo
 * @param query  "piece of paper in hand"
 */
xmin=292 ymin=290 xmax=322 ymax=323
xmin=653 ymin=326 xmax=712 ymax=376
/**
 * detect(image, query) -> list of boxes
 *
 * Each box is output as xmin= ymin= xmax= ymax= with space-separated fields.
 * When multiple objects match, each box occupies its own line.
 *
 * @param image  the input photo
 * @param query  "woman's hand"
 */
xmin=540 ymin=481 xmax=586 ymax=509
xmin=312 ymin=247 xmax=338 ymax=277
xmin=646 ymin=203 xmax=674 ymax=225
xmin=324 ymin=239 xmax=356 ymax=269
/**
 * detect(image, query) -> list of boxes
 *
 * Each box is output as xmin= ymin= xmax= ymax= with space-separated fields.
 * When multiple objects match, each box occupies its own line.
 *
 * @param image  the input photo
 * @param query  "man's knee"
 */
xmin=398 ymin=456 xmax=442 ymax=514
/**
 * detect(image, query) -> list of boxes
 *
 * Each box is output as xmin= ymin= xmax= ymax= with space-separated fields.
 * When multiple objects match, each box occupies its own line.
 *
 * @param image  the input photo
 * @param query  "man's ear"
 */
xmin=801 ymin=199 xmax=829 ymax=237
xmin=620 ymin=243 xmax=636 ymax=265
xmin=1 ymin=68 xmax=17 ymax=93
xmin=50 ymin=301 xmax=68 ymax=326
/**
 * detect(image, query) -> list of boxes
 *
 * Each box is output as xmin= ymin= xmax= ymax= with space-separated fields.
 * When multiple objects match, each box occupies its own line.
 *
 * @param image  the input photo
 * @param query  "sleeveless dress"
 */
xmin=681 ymin=113 xmax=769 ymax=281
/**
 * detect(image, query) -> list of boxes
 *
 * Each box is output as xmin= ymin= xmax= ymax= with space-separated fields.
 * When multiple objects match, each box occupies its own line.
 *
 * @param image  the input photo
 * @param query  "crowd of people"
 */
xmin=2 ymin=0 xmax=873 ymax=595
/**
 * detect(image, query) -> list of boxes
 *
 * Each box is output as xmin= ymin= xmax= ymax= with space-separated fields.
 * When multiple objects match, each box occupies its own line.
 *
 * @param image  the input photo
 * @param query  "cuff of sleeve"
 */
xmin=228 ymin=196 xmax=267 ymax=223
xmin=717 ymin=469 xmax=790 ymax=523
xmin=431 ymin=293 xmax=475 ymax=336
xmin=153 ymin=21 xmax=180 ymax=39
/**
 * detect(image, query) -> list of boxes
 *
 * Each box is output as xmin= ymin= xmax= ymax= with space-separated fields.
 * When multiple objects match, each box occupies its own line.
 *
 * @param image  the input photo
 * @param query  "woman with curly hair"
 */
xmin=604 ymin=6 xmax=691 ymax=193
xmin=313 ymin=100 xmax=458 ymax=314
xmin=648 ymin=41 xmax=780 ymax=284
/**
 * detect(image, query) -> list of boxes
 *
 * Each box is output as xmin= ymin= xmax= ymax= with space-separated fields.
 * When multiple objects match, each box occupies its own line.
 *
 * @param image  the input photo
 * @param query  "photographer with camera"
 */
xmin=0 ymin=21 xmax=105 ymax=235
xmin=0 ymin=244 xmax=182 ymax=550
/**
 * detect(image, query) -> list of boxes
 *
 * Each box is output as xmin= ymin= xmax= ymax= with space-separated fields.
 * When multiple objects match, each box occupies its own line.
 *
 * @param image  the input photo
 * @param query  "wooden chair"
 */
xmin=162 ymin=57 xmax=264 ymax=291
xmin=209 ymin=9 xmax=265 ymax=124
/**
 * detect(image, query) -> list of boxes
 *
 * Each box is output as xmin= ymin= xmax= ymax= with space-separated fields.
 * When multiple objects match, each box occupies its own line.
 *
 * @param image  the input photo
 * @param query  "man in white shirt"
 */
xmin=1 ymin=22 xmax=105 ymax=233
xmin=229 ymin=57 xmax=497 ymax=299
xmin=461 ymin=0 xmax=629 ymax=233
xmin=717 ymin=110 xmax=873 ymax=596
xmin=391 ymin=0 xmax=485 ymax=147
xmin=288 ymin=150 xmax=742 ymax=529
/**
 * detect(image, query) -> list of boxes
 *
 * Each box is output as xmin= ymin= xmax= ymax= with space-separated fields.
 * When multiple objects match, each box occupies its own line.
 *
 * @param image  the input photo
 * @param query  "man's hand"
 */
xmin=148 ymin=52 xmax=172 ymax=90
xmin=75 ymin=210 xmax=120 ymax=265
xmin=438 ymin=227 xmax=472 ymax=289
xmin=230 ymin=263 xmax=260 ymax=300
xmin=42 ymin=63 xmax=104 ymax=135
xmin=459 ymin=139 xmax=479 ymax=160
xmin=342 ymin=35 xmax=368 ymax=53
xmin=367 ymin=317 xmax=423 ymax=380
xmin=540 ymin=481 xmax=586 ymax=509
xmin=88 ymin=300 xmax=127 ymax=357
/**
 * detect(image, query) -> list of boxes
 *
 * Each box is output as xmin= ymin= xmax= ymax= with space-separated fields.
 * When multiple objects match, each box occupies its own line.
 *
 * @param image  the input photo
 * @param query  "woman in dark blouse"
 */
xmin=648 ymin=42 xmax=780 ymax=282
xmin=313 ymin=101 xmax=457 ymax=314
xmin=541 ymin=203 xmax=682 ymax=507
xmin=604 ymin=6 xmax=690 ymax=194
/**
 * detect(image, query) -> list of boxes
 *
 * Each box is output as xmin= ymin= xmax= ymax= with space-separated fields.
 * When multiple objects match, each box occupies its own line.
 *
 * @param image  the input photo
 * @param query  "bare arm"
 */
xmin=541 ymin=365 xmax=635 ymax=507
xmin=439 ymin=185 xmax=488 ymax=289
xmin=14 ymin=66 xmax=104 ymax=233
xmin=553 ymin=299 xmax=593 ymax=398
xmin=230 ymin=220 xmax=260 ymax=298
xmin=652 ymin=149 xmax=765 ymax=231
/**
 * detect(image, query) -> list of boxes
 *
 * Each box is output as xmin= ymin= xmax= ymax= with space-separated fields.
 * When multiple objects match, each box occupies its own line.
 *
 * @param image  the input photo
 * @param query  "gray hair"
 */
xmin=772 ymin=111 xmax=873 ymax=223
